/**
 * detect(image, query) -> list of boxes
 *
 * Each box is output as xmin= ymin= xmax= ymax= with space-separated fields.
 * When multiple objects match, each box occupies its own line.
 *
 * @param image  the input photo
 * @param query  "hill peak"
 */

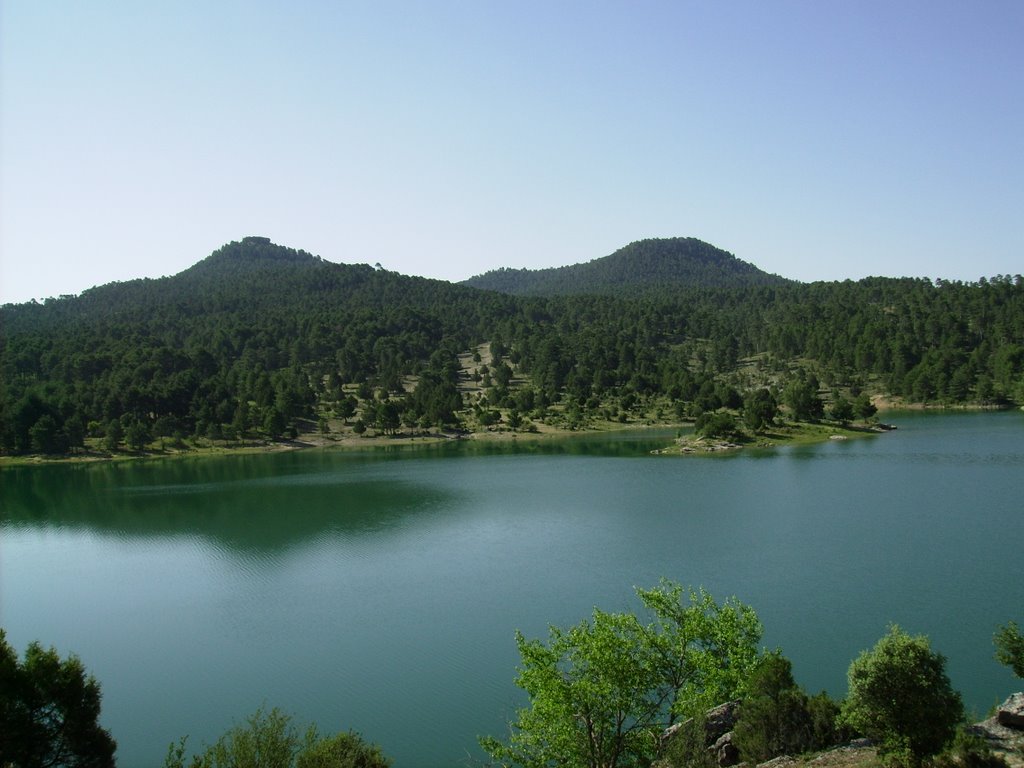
xmin=462 ymin=237 xmax=791 ymax=296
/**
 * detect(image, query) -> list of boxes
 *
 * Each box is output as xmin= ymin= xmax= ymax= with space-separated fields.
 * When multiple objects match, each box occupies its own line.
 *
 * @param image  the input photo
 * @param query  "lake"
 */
xmin=2 ymin=411 xmax=1023 ymax=767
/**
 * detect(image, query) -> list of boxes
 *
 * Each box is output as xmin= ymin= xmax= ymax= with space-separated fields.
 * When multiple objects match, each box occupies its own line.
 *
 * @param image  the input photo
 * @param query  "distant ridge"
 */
xmin=461 ymin=237 xmax=792 ymax=296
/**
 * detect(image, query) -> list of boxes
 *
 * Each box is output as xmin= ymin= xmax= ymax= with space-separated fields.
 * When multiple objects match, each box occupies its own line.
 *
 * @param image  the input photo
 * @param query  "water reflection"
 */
xmin=2 ymin=415 xmax=1023 ymax=768
xmin=2 ymin=454 xmax=460 ymax=555
xmin=1 ymin=429 xmax=681 ymax=549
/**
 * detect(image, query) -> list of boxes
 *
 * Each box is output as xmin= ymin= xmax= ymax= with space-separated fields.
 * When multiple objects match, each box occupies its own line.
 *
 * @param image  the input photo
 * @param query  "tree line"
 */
xmin=2 ymin=237 xmax=1022 ymax=456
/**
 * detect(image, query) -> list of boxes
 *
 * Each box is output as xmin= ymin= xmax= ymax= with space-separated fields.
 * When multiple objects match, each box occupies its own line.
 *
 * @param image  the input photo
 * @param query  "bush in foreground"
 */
xmin=0 ymin=629 xmax=116 ymax=768
xmin=932 ymin=729 xmax=1009 ymax=768
xmin=841 ymin=625 xmax=963 ymax=767
xmin=733 ymin=652 xmax=848 ymax=763
xmin=164 ymin=706 xmax=390 ymax=768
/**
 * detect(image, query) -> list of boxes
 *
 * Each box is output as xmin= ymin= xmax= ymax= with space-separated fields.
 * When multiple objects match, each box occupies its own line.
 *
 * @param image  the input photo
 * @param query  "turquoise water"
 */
xmin=2 ymin=412 xmax=1022 ymax=766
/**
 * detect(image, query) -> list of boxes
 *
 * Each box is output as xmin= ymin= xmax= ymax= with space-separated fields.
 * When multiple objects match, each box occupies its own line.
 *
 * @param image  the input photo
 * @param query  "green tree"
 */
xmin=232 ymin=401 xmax=251 ymax=438
xmin=840 ymin=626 xmax=963 ymax=767
xmin=373 ymin=401 xmax=401 ymax=435
xmin=695 ymin=411 xmax=738 ymax=440
xmin=64 ymin=416 xmax=85 ymax=452
xmin=732 ymin=652 xmax=844 ymax=763
xmin=783 ymin=377 xmax=824 ymax=421
xmin=853 ymin=393 xmax=877 ymax=421
xmin=994 ymin=621 xmax=1024 ymax=678
xmin=164 ymin=707 xmax=390 ymax=768
xmin=635 ymin=582 xmax=763 ymax=717
xmin=295 ymin=730 xmax=392 ymax=768
xmin=102 ymin=419 xmax=123 ymax=453
xmin=829 ymin=396 xmax=855 ymax=424
xmin=124 ymin=419 xmax=151 ymax=452
xmin=733 ymin=652 xmax=812 ymax=762
xmin=806 ymin=692 xmax=847 ymax=756
xmin=507 ymin=408 xmax=524 ymax=431
xmin=264 ymin=407 xmax=288 ymax=439
xmin=337 ymin=395 xmax=357 ymax=424
xmin=743 ymin=389 xmax=777 ymax=432
xmin=153 ymin=415 xmax=181 ymax=448
xmin=0 ymin=629 xmax=117 ymax=768
xmin=29 ymin=414 xmax=66 ymax=454
xmin=480 ymin=581 xmax=762 ymax=768
xmin=478 ymin=409 xmax=501 ymax=427
xmin=201 ymin=707 xmax=298 ymax=768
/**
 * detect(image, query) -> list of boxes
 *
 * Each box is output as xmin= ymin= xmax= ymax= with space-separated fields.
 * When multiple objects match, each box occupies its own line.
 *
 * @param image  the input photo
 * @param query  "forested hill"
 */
xmin=2 ymin=236 xmax=500 ymax=332
xmin=462 ymin=237 xmax=791 ymax=296
xmin=2 ymin=236 xmax=1023 ymax=457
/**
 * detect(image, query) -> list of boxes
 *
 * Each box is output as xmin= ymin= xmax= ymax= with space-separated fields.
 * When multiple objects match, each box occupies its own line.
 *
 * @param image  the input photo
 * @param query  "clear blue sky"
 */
xmin=2 ymin=1 xmax=1021 ymax=304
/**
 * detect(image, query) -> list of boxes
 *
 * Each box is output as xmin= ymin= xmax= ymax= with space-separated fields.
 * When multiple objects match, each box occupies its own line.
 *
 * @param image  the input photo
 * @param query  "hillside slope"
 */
xmin=2 ymin=236 xmax=1022 ymax=458
xmin=462 ymin=237 xmax=791 ymax=296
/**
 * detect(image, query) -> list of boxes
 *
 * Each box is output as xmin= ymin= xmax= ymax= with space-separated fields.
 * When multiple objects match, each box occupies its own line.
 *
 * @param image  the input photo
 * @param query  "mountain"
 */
xmin=462 ymin=237 xmax=792 ymax=296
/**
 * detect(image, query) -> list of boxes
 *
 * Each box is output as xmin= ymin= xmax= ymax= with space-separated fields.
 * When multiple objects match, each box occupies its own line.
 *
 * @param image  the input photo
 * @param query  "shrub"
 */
xmin=994 ymin=621 xmax=1024 ymax=678
xmin=695 ymin=411 xmax=738 ymax=440
xmin=733 ymin=653 xmax=846 ymax=763
xmin=806 ymin=691 xmax=850 ymax=752
xmin=931 ymin=728 xmax=1008 ymax=768
xmin=295 ymin=731 xmax=392 ymax=768
xmin=164 ymin=707 xmax=390 ymax=768
xmin=733 ymin=653 xmax=812 ymax=762
xmin=840 ymin=626 xmax=963 ymax=767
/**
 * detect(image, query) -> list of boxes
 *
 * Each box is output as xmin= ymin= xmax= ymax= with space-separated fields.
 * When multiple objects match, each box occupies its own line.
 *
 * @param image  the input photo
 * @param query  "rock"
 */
xmin=968 ymin=712 xmax=1024 ymax=767
xmin=713 ymin=731 xmax=740 ymax=767
xmin=845 ymin=738 xmax=875 ymax=749
xmin=704 ymin=700 xmax=742 ymax=744
xmin=661 ymin=700 xmax=741 ymax=750
xmin=997 ymin=692 xmax=1024 ymax=729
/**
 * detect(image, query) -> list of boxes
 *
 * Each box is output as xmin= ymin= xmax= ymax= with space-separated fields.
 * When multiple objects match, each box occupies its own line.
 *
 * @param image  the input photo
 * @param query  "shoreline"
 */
xmin=3 ymin=403 xmax=1019 ymax=467
xmin=0 ymin=419 xmax=670 ymax=466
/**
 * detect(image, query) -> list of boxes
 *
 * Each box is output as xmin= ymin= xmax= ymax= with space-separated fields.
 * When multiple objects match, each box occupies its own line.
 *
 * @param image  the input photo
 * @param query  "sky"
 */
xmin=1 ymin=1 xmax=1022 ymax=304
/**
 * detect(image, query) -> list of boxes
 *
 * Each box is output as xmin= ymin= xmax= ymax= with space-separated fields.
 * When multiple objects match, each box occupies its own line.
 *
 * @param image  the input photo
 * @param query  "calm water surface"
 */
xmin=2 ymin=412 xmax=1023 ymax=767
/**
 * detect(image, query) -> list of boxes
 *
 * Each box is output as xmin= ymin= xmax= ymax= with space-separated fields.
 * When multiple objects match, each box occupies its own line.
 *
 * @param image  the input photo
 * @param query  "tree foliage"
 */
xmin=840 ymin=626 xmax=963 ymax=767
xmin=480 ymin=581 xmax=762 ymax=768
xmin=164 ymin=706 xmax=390 ymax=768
xmin=294 ymin=730 xmax=391 ymax=768
xmin=732 ymin=653 xmax=846 ymax=763
xmin=994 ymin=620 xmax=1024 ymax=678
xmin=3 ymin=237 xmax=1023 ymax=456
xmin=695 ymin=411 xmax=738 ymax=440
xmin=743 ymin=388 xmax=777 ymax=432
xmin=0 ymin=629 xmax=117 ymax=768
xmin=783 ymin=376 xmax=824 ymax=421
